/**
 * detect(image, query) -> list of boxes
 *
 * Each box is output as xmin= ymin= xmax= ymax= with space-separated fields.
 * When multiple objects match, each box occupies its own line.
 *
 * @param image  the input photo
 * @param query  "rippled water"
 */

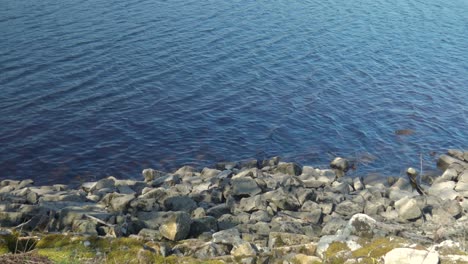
xmin=1 ymin=0 xmax=467 ymax=185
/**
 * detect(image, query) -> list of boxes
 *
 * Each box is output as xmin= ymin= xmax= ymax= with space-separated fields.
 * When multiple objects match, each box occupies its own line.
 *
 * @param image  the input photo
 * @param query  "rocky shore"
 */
xmin=1 ymin=150 xmax=468 ymax=263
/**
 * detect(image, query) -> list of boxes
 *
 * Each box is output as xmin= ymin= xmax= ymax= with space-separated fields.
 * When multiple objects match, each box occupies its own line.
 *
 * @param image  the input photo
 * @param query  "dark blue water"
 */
xmin=1 ymin=0 xmax=467 ymax=185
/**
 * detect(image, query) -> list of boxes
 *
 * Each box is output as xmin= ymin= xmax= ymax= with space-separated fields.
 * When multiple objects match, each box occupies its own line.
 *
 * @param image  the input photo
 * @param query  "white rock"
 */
xmin=427 ymin=181 xmax=459 ymax=200
xmin=384 ymin=248 xmax=439 ymax=264
xmin=395 ymin=197 xmax=422 ymax=220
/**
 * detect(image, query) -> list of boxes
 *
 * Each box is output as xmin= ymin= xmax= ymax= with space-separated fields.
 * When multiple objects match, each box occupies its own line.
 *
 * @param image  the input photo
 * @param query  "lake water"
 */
xmin=1 ymin=0 xmax=467 ymax=185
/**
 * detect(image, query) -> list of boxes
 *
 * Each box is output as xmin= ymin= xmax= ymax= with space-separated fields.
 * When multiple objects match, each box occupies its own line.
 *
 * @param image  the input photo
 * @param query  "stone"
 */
xmin=231 ymin=177 xmax=261 ymax=197
xmin=231 ymin=242 xmax=257 ymax=257
xmin=427 ymin=181 xmax=459 ymax=200
xmin=93 ymin=176 xmax=116 ymax=192
xmin=237 ymin=195 xmax=267 ymax=213
xmin=174 ymin=165 xmax=198 ymax=177
xmin=321 ymin=217 xmax=346 ymax=236
xmin=142 ymin=168 xmax=166 ymax=182
xmin=268 ymin=232 xmax=314 ymax=247
xmin=80 ymin=182 xmax=96 ymax=193
xmin=206 ymin=204 xmax=230 ymax=218
xmin=239 ymin=159 xmax=259 ymax=169
xmin=264 ymin=189 xmax=301 ymax=211
xmin=137 ymin=228 xmax=163 ymax=240
xmin=335 ymin=200 xmax=363 ymax=217
xmin=353 ymin=177 xmax=364 ymax=191
xmin=71 ymin=219 xmax=98 ymax=235
xmin=250 ymin=210 xmax=271 ymax=222
xmin=383 ymin=248 xmax=439 ymax=264
xmin=437 ymin=154 xmax=464 ymax=171
xmin=163 ymin=196 xmax=197 ymax=213
xmin=159 ymin=211 xmax=191 ymax=241
xmin=200 ymin=168 xmax=221 ymax=180
xmin=129 ymin=197 xmax=158 ymax=212
xmin=189 ymin=216 xmax=218 ymax=237
xmin=0 ymin=212 xmax=24 ymax=226
xmin=275 ymin=162 xmax=302 ymax=176
xmin=291 ymin=254 xmax=322 ymax=264
xmin=330 ymin=157 xmax=350 ymax=173
xmin=212 ymin=228 xmax=243 ymax=246
xmin=441 ymin=199 xmax=462 ymax=218
xmin=342 ymin=214 xmax=377 ymax=238
xmin=448 ymin=149 xmax=465 ymax=160
xmin=395 ymin=197 xmax=422 ymax=221
xmin=109 ymin=193 xmax=135 ymax=212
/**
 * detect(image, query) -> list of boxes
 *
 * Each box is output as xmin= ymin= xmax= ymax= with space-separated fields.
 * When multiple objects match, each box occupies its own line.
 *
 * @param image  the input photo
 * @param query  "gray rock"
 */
xmin=239 ymin=159 xmax=259 ymax=169
xmin=264 ymin=188 xmax=301 ymax=211
xmin=0 ymin=212 xmax=24 ymax=226
xmin=137 ymin=228 xmax=163 ymax=240
xmin=212 ymin=228 xmax=243 ymax=246
xmin=268 ymin=232 xmax=314 ymax=247
xmin=201 ymin=168 xmax=222 ymax=180
xmin=217 ymin=214 xmax=240 ymax=230
xmin=395 ymin=197 xmax=422 ymax=221
xmin=231 ymin=242 xmax=257 ymax=257
xmin=441 ymin=199 xmax=462 ymax=218
xmin=189 ymin=216 xmax=218 ymax=237
xmin=437 ymin=154 xmax=465 ymax=171
xmin=164 ymin=196 xmax=197 ymax=213
xmin=93 ymin=176 xmax=116 ymax=192
xmin=159 ymin=211 xmax=192 ymax=241
xmin=174 ymin=165 xmax=198 ymax=177
xmin=384 ymin=248 xmax=439 ymax=264
xmin=275 ymin=162 xmax=302 ymax=176
xmin=330 ymin=157 xmax=350 ymax=173
xmin=335 ymin=200 xmax=363 ymax=217
xmin=237 ymin=195 xmax=267 ymax=213
xmin=206 ymin=204 xmax=230 ymax=218
xmin=100 ymin=193 xmax=135 ymax=212
xmin=448 ymin=149 xmax=465 ymax=160
xmin=321 ymin=217 xmax=347 ymax=235
xmin=353 ymin=177 xmax=364 ymax=191
xmin=427 ymin=181 xmax=459 ymax=200
xmin=130 ymin=197 xmax=158 ymax=212
xmin=250 ymin=210 xmax=271 ymax=222
xmin=142 ymin=168 xmax=166 ymax=182
xmin=231 ymin=177 xmax=261 ymax=197
xmin=71 ymin=219 xmax=97 ymax=235
xmin=295 ymin=188 xmax=316 ymax=205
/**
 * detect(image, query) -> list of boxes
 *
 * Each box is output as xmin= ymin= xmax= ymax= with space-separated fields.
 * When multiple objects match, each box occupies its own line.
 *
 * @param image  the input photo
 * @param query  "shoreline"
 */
xmin=1 ymin=149 xmax=467 ymax=263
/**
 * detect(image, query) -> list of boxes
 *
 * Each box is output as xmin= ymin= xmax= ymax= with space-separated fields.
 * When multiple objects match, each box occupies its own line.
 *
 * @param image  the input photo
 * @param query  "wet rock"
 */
xmin=159 ymin=211 xmax=191 ymax=241
xmin=275 ymin=162 xmax=302 ymax=176
xmin=395 ymin=197 xmax=422 ymax=221
xmin=383 ymin=248 xmax=439 ymax=264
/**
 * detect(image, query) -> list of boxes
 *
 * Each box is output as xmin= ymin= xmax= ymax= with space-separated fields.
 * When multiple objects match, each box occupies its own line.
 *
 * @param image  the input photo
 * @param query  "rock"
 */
xmin=264 ymin=188 xmax=301 ymax=211
xmin=189 ymin=216 xmax=218 ymax=237
xmin=231 ymin=177 xmax=261 ymax=197
xmin=206 ymin=204 xmax=230 ymax=218
xmin=142 ymin=169 xmax=166 ymax=182
xmin=231 ymin=242 xmax=257 ymax=257
xmin=129 ymin=197 xmax=158 ymax=212
xmin=159 ymin=211 xmax=192 ymax=241
xmin=291 ymin=254 xmax=322 ymax=264
xmin=268 ymin=232 xmax=314 ymax=247
xmin=71 ymin=219 xmax=98 ymax=235
xmin=212 ymin=228 xmax=243 ymax=246
xmin=239 ymin=159 xmax=259 ymax=169
xmin=321 ymin=217 xmax=347 ymax=235
xmin=437 ymin=154 xmax=464 ymax=171
xmin=441 ymin=199 xmax=462 ymax=218
xmin=200 ymin=168 xmax=221 ymax=180
xmin=137 ymin=228 xmax=163 ymax=240
xmin=0 ymin=212 xmax=24 ymax=226
xmin=250 ymin=210 xmax=271 ymax=222
xmin=395 ymin=197 xmax=422 ymax=221
xmin=448 ymin=149 xmax=465 ymax=160
xmin=427 ymin=181 xmax=459 ymax=200
xmin=335 ymin=200 xmax=363 ymax=217
xmin=353 ymin=177 xmax=364 ymax=191
xmin=237 ymin=195 xmax=267 ymax=213
xmin=174 ymin=166 xmax=198 ymax=177
xmin=330 ymin=157 xmax=350 ymax=173
xmin=383 ymin=248 xmax=439 ymax=264
xmin=93 ymin=176 xmax=116 ymax=192
xmin=275 ymin=162 xmax=302 ymax=176
xmin=163 ymin=196 xmax=197 ymax=213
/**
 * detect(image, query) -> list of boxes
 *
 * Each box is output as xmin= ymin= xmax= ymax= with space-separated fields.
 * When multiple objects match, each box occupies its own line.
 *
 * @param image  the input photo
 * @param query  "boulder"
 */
xmin=335 ymin=200 xmax=363 ymax=217
xmin=163 ymin=196 xmax=197 ymax=213
xmin=427 ymin=181 xmax=459 ymax=200
xmin=142 ymin=169 xmax=166 ymax=182
xmin=159 ymin=211 xmax=192 ymax=241
xmin=231 ymin=177 xmax=261 ymax=197
xmin=200 ymin=168 xmax=221 ymax=180
xmin=291 ymin=254 xmax=322 ymax=264
xmin=237 ymin=195 xmax=267 ymax=213
xmin=330 ymin=157 xmax=350 ymax=173
xmin=189 ymin=216 xmax=218 ymax=237
xmin=174 ymin=166 xmax=198 ymax=178
xmin=231 ymin=242 xmax=257 ymax=257
xmin=275 ymin=162 xmax=302 ymax=176
xmin=383 ymin=248 xmax=439 ymax=264
xmin=101 ymin=193 xmax=135 ymax=212
xmin=268 ymin=232 xmax=314 ymax=248
xmin=212 ymin=228 xmax=243 ymax=246
xmin=395 ymin=197 xmax=422 ymax=221
xmin=437 ymin=154 xmax=464 ymax=171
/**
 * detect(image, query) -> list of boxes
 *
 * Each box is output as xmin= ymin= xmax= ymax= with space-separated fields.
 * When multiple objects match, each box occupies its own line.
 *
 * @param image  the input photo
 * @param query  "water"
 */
xmin=1 ymin=0 xmax=467 ymax=185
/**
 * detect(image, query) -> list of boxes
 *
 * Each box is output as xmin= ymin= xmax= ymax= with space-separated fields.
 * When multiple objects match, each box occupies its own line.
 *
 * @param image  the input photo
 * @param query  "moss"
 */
xmin=0 ymin=237 xmax=10 ymax=255
xmin=352 ymin=237 xmax=407 ymax=260
xmin=35 ymin=234 xmax=224 ymax=264
xmin=323 ymin=241 xmax=350 ymax=264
